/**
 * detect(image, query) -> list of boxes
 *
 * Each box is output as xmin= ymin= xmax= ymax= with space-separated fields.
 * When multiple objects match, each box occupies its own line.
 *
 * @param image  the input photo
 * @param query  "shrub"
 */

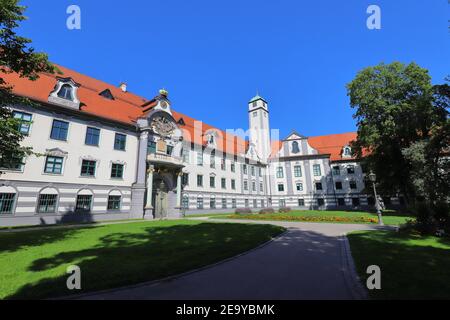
xmin=259 ymin=208 xmax=275 ymax=214
xmin=413 ymin=202 xmax=438 ymax=235
xmin=278 ymin=207 xmax=291 ymax=213
xmin=235 ymin=208 xmax=252 ymax=215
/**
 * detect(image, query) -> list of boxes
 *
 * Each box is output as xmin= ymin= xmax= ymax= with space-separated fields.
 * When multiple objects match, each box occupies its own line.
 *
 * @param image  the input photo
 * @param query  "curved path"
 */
xmin=75 ymin=219 xmax=392 ymax=300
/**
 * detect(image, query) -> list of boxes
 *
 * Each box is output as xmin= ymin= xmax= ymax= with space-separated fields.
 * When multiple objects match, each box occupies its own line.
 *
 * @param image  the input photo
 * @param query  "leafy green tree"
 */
xmin=347 ymin=62 xmax=448 ymax=204
xmin=0 ymin=0 xmax=57 ymax=174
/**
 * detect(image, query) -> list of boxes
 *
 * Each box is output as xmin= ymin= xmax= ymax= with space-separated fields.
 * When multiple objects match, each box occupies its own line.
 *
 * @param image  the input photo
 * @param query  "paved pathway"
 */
xmin=75 ymin=219 xmax=394 ymax=300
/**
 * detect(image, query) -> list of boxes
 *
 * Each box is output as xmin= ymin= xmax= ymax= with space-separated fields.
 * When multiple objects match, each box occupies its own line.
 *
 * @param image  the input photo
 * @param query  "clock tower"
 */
xmin=248 ymin=94 xmax=271 ymax=163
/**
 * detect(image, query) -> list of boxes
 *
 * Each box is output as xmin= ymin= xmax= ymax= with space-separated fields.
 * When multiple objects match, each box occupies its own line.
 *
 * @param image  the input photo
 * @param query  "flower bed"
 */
xmin=227 ymin=213 xmax=378 ymax=224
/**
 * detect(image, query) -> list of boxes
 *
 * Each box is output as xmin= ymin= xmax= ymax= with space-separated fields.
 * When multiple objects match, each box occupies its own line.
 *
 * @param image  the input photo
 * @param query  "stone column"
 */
xmin=145 ymin=166 xmax=155 ymax=212
xmin=175 ymin=171 xmax=183 ymax=209
xmin=130 ymin=130 xmax=149 ymax=219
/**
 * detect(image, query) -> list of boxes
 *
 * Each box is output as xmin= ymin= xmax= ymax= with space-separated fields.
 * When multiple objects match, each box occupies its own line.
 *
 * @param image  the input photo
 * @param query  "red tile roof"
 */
xmin=270 ymin=132 xmax=359 ymax=161
xmin=3 ymin=64 xmax=359 ymax=160
xmin=308 ymin=132 xmax=357 ymax=161
xmin=2 ymin=64 xmax=247 ymax=155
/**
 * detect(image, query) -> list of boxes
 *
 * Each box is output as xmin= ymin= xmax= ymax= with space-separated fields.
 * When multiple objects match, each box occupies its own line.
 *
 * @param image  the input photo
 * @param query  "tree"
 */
xmin=347 ymin=62 xmax=449 ymax=204
xmin=0 ymin=0 xmax=58 ymax=174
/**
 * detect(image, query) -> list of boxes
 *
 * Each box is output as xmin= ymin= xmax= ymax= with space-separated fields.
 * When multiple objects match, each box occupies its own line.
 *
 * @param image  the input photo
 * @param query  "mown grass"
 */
xmin=0 ymin=220 xmax=284 ymax=300
xmin=348 ymin=230 xmax=450 ymax=299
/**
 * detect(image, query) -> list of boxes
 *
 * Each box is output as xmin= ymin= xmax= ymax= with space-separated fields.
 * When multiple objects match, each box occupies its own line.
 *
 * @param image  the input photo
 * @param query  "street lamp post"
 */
xmin=368 ymin=171 xmax=384 ymax=226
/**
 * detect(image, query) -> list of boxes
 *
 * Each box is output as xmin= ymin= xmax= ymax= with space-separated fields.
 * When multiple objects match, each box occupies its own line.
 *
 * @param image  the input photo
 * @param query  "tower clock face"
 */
xmin=160 ymin=101 xmax=168 ymax=109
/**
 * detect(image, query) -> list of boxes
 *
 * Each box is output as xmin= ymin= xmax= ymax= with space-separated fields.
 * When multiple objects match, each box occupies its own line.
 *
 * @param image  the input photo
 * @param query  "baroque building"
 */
xmin=0 ymin=65 xmax=393 ymax=226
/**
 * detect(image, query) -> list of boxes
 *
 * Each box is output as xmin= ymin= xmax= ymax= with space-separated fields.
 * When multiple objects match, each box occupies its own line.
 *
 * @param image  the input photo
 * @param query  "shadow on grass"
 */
xmin=5 ymin=222 xmax=284 ymax=300
xmin=348 ymin=231 xmax=450 ymax=299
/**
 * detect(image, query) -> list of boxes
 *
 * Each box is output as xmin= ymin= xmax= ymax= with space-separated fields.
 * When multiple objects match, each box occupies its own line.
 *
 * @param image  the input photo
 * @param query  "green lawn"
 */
xmin=348 ymin=230 xmax=450 ymax=299
xmin=213 ymin=210 xmax=412 ymax=225
xmin=0 ymin=220 xmax=284 ymax=300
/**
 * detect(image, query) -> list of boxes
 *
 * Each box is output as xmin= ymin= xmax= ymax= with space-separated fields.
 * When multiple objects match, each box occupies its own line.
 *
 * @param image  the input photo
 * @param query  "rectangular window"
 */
xmin=315 ymin=182 xmax=323 ymax=190
xmin=222 ymin=198 xmax=227 ymax=209
xmin=338 ymin=198 xmax=346 ymax=206
xmin=81 ymin=160 xmax=96 ymax=177
xmin=37 ymin=194 xmax=58 ymax=213
xmin=197 ymin=151 xmax=203 ymax=166
xmin=231 ymin=179 xmax=236 ymax=190
xmin=243 ymin=164 xmax=247 ymax=174
xmin=232 ymin=199 xmax=237 ymax=208
xmin=44 ymin=156 xmax=63 ymax=174
xmin=335 ymin=181 xmax=343 ymax=190
xmin=166 ymin=145 xmax=174 ymax=155
xmin=278 ymin=184 xmax=284 ymax=192
xmin=332 ymin=166 xmax=340 ymax=175
xmin=0 ymin=157 xmax=24 ymax=172
xmin=352 ymin=197 xmax=360 ymax=206
xmin=197 ymin=175 xmax=203 ymax=187
xmin=296 ymin=182 xmax=303 ymax=191
xmin=197 ymin=197 xmax=204 ymax=209
xmin=313 ymin=164 xmax=321 ymax=176
xmin=244 ymin=180 xmax=248 ymax=191
xmin=111 ymin=163 xmax=124 ymax=179
xmin=210 ymin=151 xmax=215 ymax=168
xmin=221 ymin=178 xmax=226 ymax=189
xmin=350 ymin=181 xmax=357 ymax=189
xmin=253 ymin=199 xmax=257 ymax=208
xmin=107 ymin=196 xmax=121 ymax=210
xmin=251 ymin=166 xmax=255 ymax=176
xmin=347 ymin=165 xmax=355 ymax=174
xmin=260 ymin=183 xmax=264 ymax=193
xmin=245 ymin=199 xmax=249 ymax=207
xmin=252 ymin=181 xmax=256 ymax=192
xmin=231 ymin=163 xmax=235 ymax=172
xmin=317 ymin=198 xmax=325 ymax=206
xmin=182 ymin=148 xmax=190 ymax=163
xmin=182 ymin=196 xmax=189 ymax=209
xmin=276 ymin=167 xmax=284 ymax=178
xmin=0 ymin=193 xmax=16 ymax=214
xmin=50 ymin=120 xmax=69 ymax=141
xmin=221 ymin=158 xmax=226 ymax=170
xmin=75 ymin=195 xmax=92 ymax=212
xmin=182 ymin=173 xmax=189 ymax=186
xmin=147 ymin=141 xmax=157 ymax=154
xmin=210 ymin=176 xmax=215 ymax=188
xmin=210 ymin=198 xmax=216 ymax=209
xmin=13 ymin=111 xmax=32 ymax=135
xmin=279 ymin=199 xmax=286 ymax=207
xmin=261 ymin=199 xmax=265 ymax=208
xmin=259 ymin=167 xmax=262 ymax=176
xmin=294 ymin=165 xmax=302 ymax=177
xmin=114 ymin=133 xmax=126 ymax=151
xmin=85 ymin=127 xmax=100 ymax=146
xmin=298 ymin=198 xmax=305 ymax=206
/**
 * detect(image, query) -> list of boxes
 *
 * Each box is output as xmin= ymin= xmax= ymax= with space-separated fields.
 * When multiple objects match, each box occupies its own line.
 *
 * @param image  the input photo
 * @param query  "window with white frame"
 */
xmin=0 ymin=193 xmax=16 ymax=214
xmin=294 ymin=165 xmax=302 ymax=177
xmin=276 ymin=166 xmax=284 ymax=178
xmin=37 ymin=194 xmax=58 ymax=213
xmin=313 ymin=164 xmax=321 ymax=176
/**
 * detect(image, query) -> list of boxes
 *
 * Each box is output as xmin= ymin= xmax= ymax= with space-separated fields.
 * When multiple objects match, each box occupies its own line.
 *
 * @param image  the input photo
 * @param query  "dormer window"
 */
xmin=57 ymin=84 xmax=74 ymax=100
xmin=48 ymin=77 xmax=81 ymax=110
xmin=99 ymin=89 xmax=115 ymax=100
xmin=343 ymin=146 xmax=352 ymax=157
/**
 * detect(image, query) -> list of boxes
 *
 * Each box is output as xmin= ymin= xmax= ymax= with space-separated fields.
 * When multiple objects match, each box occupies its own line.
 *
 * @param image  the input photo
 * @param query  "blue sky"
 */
xmin=19 ymin=0 xmax=450 ymax=138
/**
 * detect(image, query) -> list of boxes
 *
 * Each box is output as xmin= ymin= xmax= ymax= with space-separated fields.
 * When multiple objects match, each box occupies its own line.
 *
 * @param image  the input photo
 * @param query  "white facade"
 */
xmin=0 ymin=68 xmax=389 ymax=226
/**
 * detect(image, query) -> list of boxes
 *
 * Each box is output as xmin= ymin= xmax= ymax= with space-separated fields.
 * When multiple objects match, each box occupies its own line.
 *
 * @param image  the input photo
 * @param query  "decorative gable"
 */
xmin=48 ymin=77 xmax=81 ymax=110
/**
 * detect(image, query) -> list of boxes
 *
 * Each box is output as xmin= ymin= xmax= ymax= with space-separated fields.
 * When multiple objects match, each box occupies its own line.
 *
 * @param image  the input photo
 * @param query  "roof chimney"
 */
xmin=119 ymin=82 xmax=127 ymax=92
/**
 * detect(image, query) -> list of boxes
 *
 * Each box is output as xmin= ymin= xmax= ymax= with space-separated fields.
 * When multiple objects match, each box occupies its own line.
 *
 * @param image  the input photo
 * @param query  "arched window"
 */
xmin=57 ymin=84 xmax=74 ymax=101
xmin=292 ymin=141 xmax=300 ymax=154
xmin=343 ymin=146 xmax=352 ymax=156
xmin=0 ymin=186 xmax=17 ymax=214
xmin=37 ymin=187 xmax=59 ymax=213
